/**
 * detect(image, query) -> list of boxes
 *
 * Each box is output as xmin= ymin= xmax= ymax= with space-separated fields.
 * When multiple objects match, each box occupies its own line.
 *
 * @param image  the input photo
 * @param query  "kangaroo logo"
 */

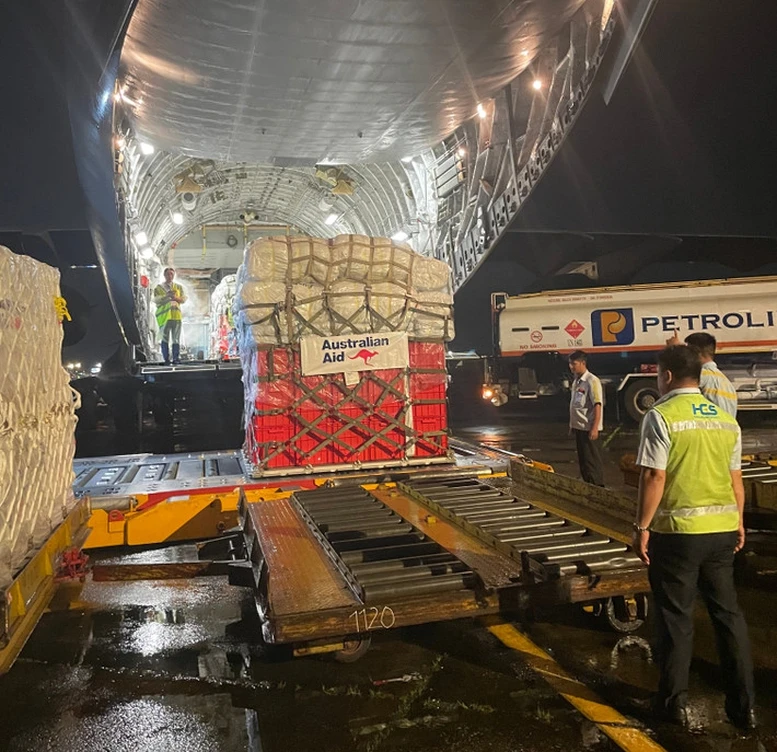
xmin=349 ymin=348 xmax=379 ymax=366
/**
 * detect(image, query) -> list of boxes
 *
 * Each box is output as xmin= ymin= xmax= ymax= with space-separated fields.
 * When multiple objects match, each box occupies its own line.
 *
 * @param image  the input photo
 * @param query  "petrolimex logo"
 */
xmin=591 ymin=309 xmax=635 ymax=347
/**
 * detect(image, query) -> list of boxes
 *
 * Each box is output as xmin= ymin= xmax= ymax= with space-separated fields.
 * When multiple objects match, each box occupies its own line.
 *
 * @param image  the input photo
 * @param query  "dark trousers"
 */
xmin=648 ymin=532 xmax=754 ymax=714
xmin=573 ymin=429 xmax=604 ymax=486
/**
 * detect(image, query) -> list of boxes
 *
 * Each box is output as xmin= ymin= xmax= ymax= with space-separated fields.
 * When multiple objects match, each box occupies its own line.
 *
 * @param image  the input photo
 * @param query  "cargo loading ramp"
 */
xmin=238 ymin=483 xmax=523 ymax=652
xmin=398 ymin=469 xmax=650 ymax=632
xmin=238 ymin=468 xmax=650 ymax=654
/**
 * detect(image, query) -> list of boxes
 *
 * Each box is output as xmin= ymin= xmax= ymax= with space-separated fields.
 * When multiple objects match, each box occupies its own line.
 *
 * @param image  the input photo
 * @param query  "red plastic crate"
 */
xmin=245 ymin=341 xmax=447 ymax=472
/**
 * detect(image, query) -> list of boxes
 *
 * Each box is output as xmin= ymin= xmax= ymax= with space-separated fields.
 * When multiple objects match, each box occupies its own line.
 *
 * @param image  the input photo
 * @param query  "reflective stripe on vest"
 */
xmin=655 ymin=503 xmax=739 ymax=519
xmin=155 ymin=284 xmax=183 ymax=328
xmin=700 ymin=365 xmax=738 ymax=417
xmin=651 ymin=393 xmax=740 ymax=534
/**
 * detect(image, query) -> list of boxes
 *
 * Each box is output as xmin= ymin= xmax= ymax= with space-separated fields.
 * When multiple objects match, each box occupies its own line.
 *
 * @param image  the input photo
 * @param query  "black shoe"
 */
xmin=653 ymin=698 xmax=689 ymax=728
xmin=727 ymin=708 xmax=757 ymax=732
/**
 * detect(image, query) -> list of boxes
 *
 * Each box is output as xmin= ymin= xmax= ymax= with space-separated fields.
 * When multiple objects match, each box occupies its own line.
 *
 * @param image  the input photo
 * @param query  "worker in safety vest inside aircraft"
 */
xmin=633 ymin=344 xmax=755 ymax=731
xmin=154 ymin=267 xmax=187 ymax=365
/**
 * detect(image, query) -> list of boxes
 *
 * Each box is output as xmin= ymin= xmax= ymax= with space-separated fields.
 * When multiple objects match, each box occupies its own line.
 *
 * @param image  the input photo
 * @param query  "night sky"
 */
xmin=452 ymin=0 xmax=777 ymax=352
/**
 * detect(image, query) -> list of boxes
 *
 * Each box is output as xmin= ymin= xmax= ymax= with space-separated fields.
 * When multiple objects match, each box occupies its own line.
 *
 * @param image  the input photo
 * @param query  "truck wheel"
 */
xmin=594 ymin=595 xmax=648 ymax=634
xmin=623 ymin=380 xmax=659 ymax=423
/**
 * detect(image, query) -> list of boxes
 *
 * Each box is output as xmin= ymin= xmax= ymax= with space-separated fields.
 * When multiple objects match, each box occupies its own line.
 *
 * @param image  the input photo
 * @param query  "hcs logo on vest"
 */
xmin=591 ymin=308 xmax=635 ymax=346
xmin=692 ymin=403 xmax=718 ymax=417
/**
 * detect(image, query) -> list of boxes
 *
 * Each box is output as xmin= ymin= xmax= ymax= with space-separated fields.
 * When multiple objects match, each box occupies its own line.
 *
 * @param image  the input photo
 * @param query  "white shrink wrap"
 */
xmin=234 ymin=280 xmax=287 ymax=314
xmin=288 ymin=284 xmax=327 ymax=339
xmin=331 ymin=235 xmax=415 ymax=289
xmin=242 ymin=237 xmax=289 ymax=282
xmin=0 ymin=246 xmax=78 ymax=588
xmin=330 ymin=234 xmax=374 ymax=282
xmin=233 ymin=236 xmax=454 ymax=358
xmin=412 ymin=291 xmax=456 ymax=340
xmin=370 ymin=282 xmax=410 ymax=332
xmin=288 ymin=237 xmax=332 ymax=286
xmin=209 ymin=274 xmax=237 ymax=359
xmin=327 ymin=280 xmax=368 ymax=334
xmin=413 ymin=255 xmax=452 ymax=293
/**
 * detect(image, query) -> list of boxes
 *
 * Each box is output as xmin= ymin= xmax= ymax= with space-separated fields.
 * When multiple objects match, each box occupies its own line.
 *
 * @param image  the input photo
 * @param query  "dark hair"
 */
xmin=568 ymin=350 xmax=587 ymax=363
xmin=164 ymin=267 xmax=175 ymax=275
xmin=684 ymin=332 xmax=716 ymax=359
xmin=657 ymin=344 xmax=701 ymax=383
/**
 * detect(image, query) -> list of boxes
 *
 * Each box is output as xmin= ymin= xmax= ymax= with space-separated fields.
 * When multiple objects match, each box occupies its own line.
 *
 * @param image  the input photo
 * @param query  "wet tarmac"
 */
xmin=2 ymin=399 xmax=777 ymax=751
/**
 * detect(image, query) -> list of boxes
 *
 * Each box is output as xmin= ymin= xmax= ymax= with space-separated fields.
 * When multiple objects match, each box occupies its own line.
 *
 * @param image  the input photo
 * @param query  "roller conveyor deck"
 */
xmin=238 ymin=482 xmax=521 ymax=646
xmin=399 ymin=476 xmax=642 ymax=580
xmin=237 ymin=469 xmax=649 ymax=649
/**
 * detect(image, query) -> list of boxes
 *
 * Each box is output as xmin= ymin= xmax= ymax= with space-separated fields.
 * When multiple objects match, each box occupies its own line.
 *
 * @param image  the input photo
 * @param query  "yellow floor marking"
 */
xmin=484 ymin=618 xmax=667 ymax=752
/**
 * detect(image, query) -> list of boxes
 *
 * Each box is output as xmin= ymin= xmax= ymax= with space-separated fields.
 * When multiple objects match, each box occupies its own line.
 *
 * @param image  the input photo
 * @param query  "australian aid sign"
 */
xmin=300 ymin=333 xmax=410 ymax=376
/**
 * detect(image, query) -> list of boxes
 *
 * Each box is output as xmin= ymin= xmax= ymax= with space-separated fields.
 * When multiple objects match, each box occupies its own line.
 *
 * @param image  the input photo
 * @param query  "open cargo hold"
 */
xmin=235 ymin=236 xmax=454 ymax=476
xmin=0 ymin=246 xmax=78 ymax=587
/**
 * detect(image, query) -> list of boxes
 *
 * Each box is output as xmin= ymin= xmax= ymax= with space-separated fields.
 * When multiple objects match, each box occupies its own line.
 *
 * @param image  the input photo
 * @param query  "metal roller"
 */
xmin=357 ymin=562 xmax=468 ymax=585
xmin=437 ymin=497 xmax=522 ymax=512
xmin=496 ymin=520 xmax=568 ymax=540
xmin=557 ymin=552 xmax=642 ymax=576
xmin=351 ymin=552 xmax=458 ymax=576
xmin=497 ymin=525 xmax=587 ymax=546
xmin=482 ymin=515 xmax=560 ymax=533
xmin=362 ymin=571 xmax=474 ymax=600
xmin=421 ymin=488 xmax=505 ymax=501
xmin=327 ymin=524 xmax=415 ymax=543
xmin=473 ymin=510 xmax=546 ymax=523
xmin=464 ymin=509 xmax=546 ymax=523
xmin=516 ymin=533 xmax=612 ymax=555
xmin=538 ymin=542 xmax=629 ymax=563
xmin=297 ymin=493 xmax=373 ymax=505
xmin=340 ymin=540 xmax=441 ymax=564
xmin=304 ymin=507 xmax=395 ymax=523
xmin=320 ymin=517 xmax=411 ymax=535
xmin=406 ymin=478 xmax=480 ymax=489
xmin=334 ymin=532 xmax=425 ymax=552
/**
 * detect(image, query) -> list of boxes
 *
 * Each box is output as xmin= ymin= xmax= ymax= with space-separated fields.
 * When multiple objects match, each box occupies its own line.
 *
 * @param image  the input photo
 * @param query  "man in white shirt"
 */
xmin=666 ymin=331 xmax=737 ymax=417
xmin=568 ymin=350 xmax=605 ymax=486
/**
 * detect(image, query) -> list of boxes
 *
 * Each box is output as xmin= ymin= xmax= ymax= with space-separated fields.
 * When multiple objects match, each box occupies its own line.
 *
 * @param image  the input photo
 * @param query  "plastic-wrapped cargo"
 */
xmin=234 ymin=235 xmax=454 ymax=475
xmin=209 ymin=274 xmax=238 ymax=360
xmin=234 ymin=234 xmax=454 ymax=343
xmin=0 ymin=246 xmax=78 ymax=587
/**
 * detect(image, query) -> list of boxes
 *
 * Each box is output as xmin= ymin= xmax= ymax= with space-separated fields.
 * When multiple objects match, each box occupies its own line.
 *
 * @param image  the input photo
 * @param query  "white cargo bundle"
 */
xmin=234 ymin=235 xmax=454 ymax=349
xmin=209 ymin=274 xmax=238 ymax=359
xmin=0 ymin=246 xmax=78 ymax=587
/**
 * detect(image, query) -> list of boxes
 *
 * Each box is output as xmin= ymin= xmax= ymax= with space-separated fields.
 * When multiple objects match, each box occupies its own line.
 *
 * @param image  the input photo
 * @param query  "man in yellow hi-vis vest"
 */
xmin=633 ymin=345 xmax=755 ymax=731
xmin=153 ymin=267 xmax=187 ymax=365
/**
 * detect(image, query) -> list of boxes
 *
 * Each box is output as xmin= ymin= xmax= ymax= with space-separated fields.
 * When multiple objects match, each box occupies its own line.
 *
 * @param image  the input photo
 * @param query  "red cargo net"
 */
xmin=245 ymin=341 xmax=448 ymax=471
